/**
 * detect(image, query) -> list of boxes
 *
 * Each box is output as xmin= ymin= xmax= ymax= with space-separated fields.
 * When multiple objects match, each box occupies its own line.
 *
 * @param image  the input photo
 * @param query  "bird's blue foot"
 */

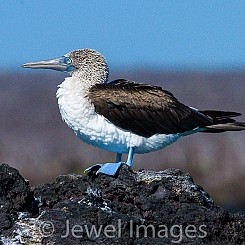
xmin=84 ymin=162 xmax=125 ymax=176
xmin=84 ymin=147 xmax=135 ymax=176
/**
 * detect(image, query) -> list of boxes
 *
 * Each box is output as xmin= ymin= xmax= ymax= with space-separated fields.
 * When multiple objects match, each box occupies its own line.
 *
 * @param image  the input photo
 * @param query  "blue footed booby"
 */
xmin=22 ymin=49 xmax=245 ymax=176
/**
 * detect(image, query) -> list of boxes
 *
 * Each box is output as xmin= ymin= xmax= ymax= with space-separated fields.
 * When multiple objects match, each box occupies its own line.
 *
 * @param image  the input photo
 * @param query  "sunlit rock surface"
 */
xmin=0 ymin=163 xmax=244 ymax=244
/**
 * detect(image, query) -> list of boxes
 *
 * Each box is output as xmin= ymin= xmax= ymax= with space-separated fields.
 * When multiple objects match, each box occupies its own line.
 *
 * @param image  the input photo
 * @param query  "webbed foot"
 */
xmin=84 ymin=162 xmax=125 ymax=176
xmin=84 ymin=147 xmax=135 ymax=176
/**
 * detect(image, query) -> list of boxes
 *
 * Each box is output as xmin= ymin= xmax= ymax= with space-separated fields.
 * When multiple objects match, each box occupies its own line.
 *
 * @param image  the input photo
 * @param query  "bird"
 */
xmin=22 ymin=49 xmax=245 ymax=176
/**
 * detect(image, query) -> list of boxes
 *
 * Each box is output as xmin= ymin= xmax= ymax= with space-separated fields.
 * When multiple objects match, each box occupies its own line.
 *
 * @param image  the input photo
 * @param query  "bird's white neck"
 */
xmin=56 ymin=76 xmax=97 ymax=132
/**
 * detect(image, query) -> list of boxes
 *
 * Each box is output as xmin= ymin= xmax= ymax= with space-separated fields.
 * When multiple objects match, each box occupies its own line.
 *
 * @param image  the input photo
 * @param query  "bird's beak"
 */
xmin=22 ymin=56 xmax=75 ymax=73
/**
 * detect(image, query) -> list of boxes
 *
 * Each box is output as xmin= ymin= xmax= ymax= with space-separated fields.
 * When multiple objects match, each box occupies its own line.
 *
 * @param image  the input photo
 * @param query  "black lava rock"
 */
xmin=0 ymin=163 xmax=244 ymax=244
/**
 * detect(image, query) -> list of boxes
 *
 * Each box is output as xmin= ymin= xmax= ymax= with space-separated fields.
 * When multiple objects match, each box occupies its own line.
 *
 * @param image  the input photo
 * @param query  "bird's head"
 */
xmin=22 ymin=49 xmax=109 ymax=83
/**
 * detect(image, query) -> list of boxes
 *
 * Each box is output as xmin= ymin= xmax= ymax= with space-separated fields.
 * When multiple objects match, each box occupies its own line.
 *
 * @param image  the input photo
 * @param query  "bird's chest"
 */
xmin=57 ymin=83 xmax=98 ymax=134
xmin=56 ymin=80 xmax=128 ymax=151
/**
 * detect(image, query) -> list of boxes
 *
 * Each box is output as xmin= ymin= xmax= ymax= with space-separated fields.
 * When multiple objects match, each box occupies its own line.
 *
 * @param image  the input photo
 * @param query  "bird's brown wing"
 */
xmin=88 ymin=79 xmax=213 ymax=137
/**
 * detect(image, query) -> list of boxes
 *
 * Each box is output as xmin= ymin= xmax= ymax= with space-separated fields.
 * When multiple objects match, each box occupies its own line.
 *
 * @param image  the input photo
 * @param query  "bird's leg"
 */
xmin=125 ymin=147 xmax=135 ymax=168
xmin=116 ymin=153 xmax=122 ymax=162
xmin=84 ymin=147 xmax=135 ymax=176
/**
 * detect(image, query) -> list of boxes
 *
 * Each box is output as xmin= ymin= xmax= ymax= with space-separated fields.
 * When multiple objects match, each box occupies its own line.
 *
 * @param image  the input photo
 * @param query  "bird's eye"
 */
xmin=64 ymin=57 xmax=72 ymax=64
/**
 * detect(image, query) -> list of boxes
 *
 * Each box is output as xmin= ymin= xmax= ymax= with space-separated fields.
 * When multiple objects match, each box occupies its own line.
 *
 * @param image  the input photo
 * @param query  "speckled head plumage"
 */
xmin=22 ymin=49 xmax=109 ymax=84
xmin=65 ymin=49 xmax=109 ymax=83
xmin=66 ymin=49 xmax=106 ymax=69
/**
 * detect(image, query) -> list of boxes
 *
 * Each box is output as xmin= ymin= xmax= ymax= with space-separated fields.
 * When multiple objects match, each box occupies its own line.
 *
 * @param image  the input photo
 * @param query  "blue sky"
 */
xmin=1 ymin=0 xmax=245 ymax=70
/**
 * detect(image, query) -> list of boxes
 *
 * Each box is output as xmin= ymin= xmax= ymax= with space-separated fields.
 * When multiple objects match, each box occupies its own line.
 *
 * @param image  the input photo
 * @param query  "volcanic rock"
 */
xmin=0 ymin=163 xmax=244 ymax=244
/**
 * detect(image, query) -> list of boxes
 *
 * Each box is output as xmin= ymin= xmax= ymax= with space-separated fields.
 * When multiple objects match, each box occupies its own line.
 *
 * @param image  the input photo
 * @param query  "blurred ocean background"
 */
xmin=0 ymin=1 xmax=244 ymax=212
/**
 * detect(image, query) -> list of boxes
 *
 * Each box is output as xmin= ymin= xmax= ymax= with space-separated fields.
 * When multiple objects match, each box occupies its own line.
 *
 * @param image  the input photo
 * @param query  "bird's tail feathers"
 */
xmin=203 ymin=122 xmax=245 ymax=133
xmin=199 ymin=110 xmax=245 ymax=133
